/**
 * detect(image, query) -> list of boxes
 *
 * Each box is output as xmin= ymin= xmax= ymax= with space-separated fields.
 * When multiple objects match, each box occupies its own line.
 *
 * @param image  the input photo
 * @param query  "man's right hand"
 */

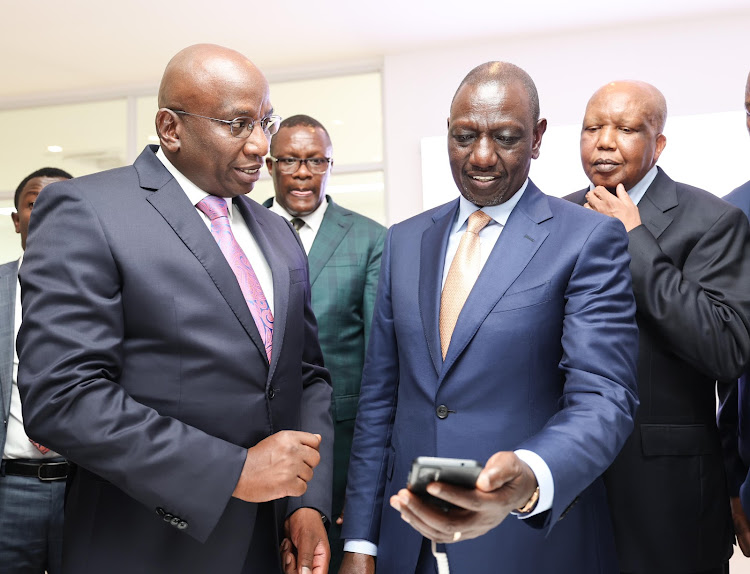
xmin=232 ymin=431 xmax=322 ymax=502
xmin=731 ymin=496 xmax=750 ymax=556
xmin=338 ymin=552 xmax=375 ymax=574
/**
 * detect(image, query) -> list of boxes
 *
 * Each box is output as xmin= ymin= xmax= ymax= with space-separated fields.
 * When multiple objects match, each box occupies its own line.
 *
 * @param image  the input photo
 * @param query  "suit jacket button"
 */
xmin=155 ymin=507 xmax=165 ymax=518
xmin=163 ymin=513 xmax=174 ymax=523
xmin=436 ymin=405 xmax=449 ymax=419
xmin=268 ymin=388 xmax=275 ymax=399
xmin=177 ymin=521 xmax=188 ymax=530
xmin=171 ymin=517 xmax=181 ymax=527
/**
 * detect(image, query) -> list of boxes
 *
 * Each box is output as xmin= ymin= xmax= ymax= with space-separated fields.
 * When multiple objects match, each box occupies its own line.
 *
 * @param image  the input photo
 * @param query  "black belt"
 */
xmin=2 ymin=459 xmax=68 ymax=481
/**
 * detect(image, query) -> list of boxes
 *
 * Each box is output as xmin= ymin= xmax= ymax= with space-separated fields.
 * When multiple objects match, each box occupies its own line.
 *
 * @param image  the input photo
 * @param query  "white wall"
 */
xmin=381 ymin=10 xmax=750 ymax=224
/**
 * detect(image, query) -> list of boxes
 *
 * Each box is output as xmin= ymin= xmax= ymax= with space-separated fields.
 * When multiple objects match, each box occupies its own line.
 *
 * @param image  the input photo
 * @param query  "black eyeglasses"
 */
xmin=269 ymin=156 xmax=332 ymax=174
xmin=169 ymin=110 xmax=282 ymax=138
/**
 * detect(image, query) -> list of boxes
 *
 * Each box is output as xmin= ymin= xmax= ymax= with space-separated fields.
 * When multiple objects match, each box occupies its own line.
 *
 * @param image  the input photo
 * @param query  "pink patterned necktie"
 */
xmin=196 ymin=196 xmax=273 ymax=362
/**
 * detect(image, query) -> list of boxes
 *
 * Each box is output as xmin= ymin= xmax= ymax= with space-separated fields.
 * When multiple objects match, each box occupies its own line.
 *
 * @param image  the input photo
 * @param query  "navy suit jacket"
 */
xmin=0 ymin=259 xmax=18 ymax=456
xmin=16 ymin=146 xmax=333 ymax=574
xmin=343 ymin=181 xmax=639 ymax=573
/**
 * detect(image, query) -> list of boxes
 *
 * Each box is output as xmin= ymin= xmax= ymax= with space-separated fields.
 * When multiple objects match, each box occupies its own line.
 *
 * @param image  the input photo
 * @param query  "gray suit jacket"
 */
xmin=0 ymin=259 xmax=18 ymax=456
xmin=17 ymin=146 xmax=333 ymax=574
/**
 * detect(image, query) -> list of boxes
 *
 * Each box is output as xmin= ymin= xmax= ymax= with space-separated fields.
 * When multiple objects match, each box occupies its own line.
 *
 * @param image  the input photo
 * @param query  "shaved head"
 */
xmin=155 ymin=44 xmax=272 ymax=198
xmin=452 ymin=62 xmax=540 ymax=124
xmin=158 ymin=44 xmax=266 ymax=114
xmin=587 ymin=80 xmax=667 ymax=133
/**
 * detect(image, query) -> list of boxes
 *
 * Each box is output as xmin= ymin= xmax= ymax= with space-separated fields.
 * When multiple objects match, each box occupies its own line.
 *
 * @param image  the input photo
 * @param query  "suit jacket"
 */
xmin=263 ymin=195 xmax=385 ymax=570
xmin=567 ymin=168 xmax=750 ymax=573
xmin=343 ymin=181 xmax=639 ymax=573
xmin=0 ymin=259 xmax=18 ymax=456
xmin=16 ymin=146 xmax=334 ymax=574
xmin=718 ymin=179 xmax=750 ymax=514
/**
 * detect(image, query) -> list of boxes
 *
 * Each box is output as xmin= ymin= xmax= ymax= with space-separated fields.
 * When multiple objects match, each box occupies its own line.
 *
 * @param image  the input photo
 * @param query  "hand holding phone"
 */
xmin=407 ymin=456 xmax=483 ymax=510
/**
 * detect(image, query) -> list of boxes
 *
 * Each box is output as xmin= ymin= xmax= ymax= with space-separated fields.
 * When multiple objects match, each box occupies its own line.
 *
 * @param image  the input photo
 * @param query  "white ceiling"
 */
xmin=3 ymin=0 xmax=749 ymax=107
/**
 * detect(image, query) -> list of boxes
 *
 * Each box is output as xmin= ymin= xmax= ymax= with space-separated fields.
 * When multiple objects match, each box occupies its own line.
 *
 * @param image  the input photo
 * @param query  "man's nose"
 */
xmin=294 ymin=160 xmax=313 ymax=178
xmin=470 ymin=135 xmax=497 ymax=168
xmin=596 ymin=126 xmax=616 ymax=150
xmin=243 ymin=124 xmax=270 ymax=157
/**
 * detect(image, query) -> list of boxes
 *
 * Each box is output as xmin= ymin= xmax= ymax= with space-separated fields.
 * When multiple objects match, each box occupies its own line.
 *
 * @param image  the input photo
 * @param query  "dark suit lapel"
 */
xmin=419 ymin=201 xmax=458 ymax=375
xmin=637 ymin=168 xmax=677 ymax=240
xmin=0 ymin=260 xmax=18 ymax=418
xmin=235 ymin=197 xmax=288 ymax=379
xmin=308 ymin=198 xmax=353 ymax=286
xmin=138 ymin=148 xmax=268 ymax=363
xmin=441 ymin=183 xmax=551 ymax=376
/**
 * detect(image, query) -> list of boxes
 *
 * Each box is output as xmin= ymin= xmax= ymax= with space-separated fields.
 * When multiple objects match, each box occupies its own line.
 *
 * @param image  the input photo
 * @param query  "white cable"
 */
xmin=431 ymin=539 xmax=451 ymax=574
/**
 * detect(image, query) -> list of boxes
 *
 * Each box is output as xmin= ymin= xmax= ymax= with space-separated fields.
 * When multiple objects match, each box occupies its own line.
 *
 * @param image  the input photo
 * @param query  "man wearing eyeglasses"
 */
xmin=16 ymin=44 xmax=334 ymax=574
xmin=262 ymin=115 xmax=386 ymax=572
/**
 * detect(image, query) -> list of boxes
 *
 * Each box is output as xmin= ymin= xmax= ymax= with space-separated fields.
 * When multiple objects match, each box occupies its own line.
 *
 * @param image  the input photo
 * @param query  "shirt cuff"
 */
xmin=344 ymin=540 xmax=378 ymax=556
xmin=513 ymin=449 xmax=554 ymax=519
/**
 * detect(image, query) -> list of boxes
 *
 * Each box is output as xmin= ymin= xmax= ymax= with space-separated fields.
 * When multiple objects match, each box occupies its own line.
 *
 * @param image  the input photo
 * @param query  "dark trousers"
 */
xmin=0 ymin=470 xmax=65 ymax=574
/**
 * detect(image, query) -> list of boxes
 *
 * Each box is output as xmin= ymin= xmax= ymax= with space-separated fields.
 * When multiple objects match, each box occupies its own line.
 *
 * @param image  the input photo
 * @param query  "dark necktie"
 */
xmin=291 ymin=217 xmax=305 ymax=232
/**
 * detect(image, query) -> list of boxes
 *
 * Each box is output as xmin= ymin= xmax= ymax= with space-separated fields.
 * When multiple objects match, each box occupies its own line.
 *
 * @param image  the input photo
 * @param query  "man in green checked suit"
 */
xmin=264 ymin=115 xmax=386 ymax=571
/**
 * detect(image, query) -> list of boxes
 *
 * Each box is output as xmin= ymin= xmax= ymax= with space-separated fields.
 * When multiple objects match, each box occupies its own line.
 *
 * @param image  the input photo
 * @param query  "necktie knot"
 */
xmin=196 ymin=195 xmax=229 ymax=221
xmin=291 ymin=217 xmax=305 ymax=232
xmin=467 ymin=210 xmax=492 ymax=234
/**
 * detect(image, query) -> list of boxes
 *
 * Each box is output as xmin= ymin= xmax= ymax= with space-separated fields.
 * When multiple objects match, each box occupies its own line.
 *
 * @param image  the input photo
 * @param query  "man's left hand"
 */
xmin=585 ymin=183 xmax=642 ymax=232
xmin=281 ymin=507 xmax=330 ymax=574
xmin=389 ymin=451 xmax=538 ymax=544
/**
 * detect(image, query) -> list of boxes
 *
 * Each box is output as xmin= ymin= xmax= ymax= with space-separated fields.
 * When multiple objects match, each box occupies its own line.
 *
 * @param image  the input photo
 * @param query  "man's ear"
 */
xmin=265 ymin=156 xmax=274 ymax=176
xmin=156 ymin=108 xmax=180 ymax=153
xmin=11 ymin=212 xmax=20 ymax=234
xmin=653 ymin=133 xmax=667 ymax=164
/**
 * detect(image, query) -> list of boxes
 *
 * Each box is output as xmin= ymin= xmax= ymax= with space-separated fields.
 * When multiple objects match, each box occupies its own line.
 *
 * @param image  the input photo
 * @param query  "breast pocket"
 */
xmin=490 ymin=281 xmax=551 ymax=313
xmin=325 ymin=254 xmax=363 ymax=267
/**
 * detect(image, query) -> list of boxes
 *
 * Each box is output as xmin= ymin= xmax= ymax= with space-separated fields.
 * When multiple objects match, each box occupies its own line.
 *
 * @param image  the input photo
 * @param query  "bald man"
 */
xmin=16 ymin=44 xmax=333 ymax=574
xmin=566 ymin=81 xmax=750 ymax=574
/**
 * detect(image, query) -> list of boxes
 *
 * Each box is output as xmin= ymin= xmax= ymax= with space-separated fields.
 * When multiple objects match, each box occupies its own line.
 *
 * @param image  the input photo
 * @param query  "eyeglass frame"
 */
xmin=268 ymin=156 xmax=333 ymax=175
xmin=167 ymin=109 xmax=282 ymax=138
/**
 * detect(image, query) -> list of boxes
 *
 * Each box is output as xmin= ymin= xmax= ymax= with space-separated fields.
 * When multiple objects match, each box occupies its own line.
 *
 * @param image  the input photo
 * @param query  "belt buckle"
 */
xmin=37 ymin=461 xmax=67 ymax=482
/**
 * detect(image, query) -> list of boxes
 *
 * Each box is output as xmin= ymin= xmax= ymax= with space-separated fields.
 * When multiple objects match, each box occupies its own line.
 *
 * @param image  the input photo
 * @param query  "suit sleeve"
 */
xmin=341 ymin=227 xmax=398 ymax=544
xmin=17 ymin=184 xmax=246 ymax=544
xmin=288 ymin=223 xmax=335 ymax=520
xmin=518 ymin=216 xmax=639 ymax=529
xmin=363 ymin=226 xmax=386 ymax=358
xmin=627 ymin=207 xmax=750 ymax=380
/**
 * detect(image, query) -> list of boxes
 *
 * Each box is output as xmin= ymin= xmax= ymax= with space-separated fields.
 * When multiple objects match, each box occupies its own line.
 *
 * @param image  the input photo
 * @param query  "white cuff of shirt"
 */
xmin=343 ymin=539 xmax=378 ymax=556
xmin=512 ymin=449 xmax=554 ymax=519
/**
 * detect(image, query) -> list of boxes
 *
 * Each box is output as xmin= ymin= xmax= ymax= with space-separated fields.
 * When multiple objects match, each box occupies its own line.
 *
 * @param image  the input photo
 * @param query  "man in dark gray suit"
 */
xmin=1 ymin=167 xmax=71 ymax=574
xmin=567 ymin=80 xmax=750 ymax=574
xmin=16 ymin=44 xmax=333 ymax=574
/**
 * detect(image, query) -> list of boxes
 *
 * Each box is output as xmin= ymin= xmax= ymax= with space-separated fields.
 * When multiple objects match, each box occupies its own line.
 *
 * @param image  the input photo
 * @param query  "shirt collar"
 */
xmin=453 ymin=178 xmax=529 ymax=233
xmin=588 ymin=165 xmax=658 ymax=207
xmin=155 ymin=146 xmax=234 ymax=218
xmin=268 ymin=195 xmax=329 ymax=233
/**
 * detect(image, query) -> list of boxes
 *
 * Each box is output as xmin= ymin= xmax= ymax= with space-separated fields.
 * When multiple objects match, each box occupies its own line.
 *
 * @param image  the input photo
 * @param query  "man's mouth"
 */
xmin=238 ymin=167 xmax=259 ymax=175
xmin=467 ymin=174 xmax=500 ymax=182
xmin=592 ymin=159 xmax=620 ymax=173
xmin=290 ymin=189 xmax=314 ymax=197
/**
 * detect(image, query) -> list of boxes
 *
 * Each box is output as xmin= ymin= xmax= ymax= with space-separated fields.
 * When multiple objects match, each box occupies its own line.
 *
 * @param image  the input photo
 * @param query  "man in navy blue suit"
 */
xmin=16 ymin=44 xmax=333 ymax=574
xmin=718 ymin=69 xmax=750 ymax=561
xmin=339 ymin=62 xmax=639 ymax=574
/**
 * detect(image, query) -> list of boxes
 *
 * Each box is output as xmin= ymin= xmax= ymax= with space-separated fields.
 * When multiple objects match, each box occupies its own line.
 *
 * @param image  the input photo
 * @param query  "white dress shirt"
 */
xmin=268 ymin=196 xmax=329 ymax=255
xmin=4 ymin=255 xmax=61 ymax=460
xmin=345 ymin=181 xmax=554 ymax=557
xmin=155 ymin=147 xmax=274 ymax=314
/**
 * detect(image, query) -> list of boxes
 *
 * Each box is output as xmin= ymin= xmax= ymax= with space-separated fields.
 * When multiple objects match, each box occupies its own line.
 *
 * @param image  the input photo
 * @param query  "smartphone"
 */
xmin=407 ymin=456 xmax=483 ymax=510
